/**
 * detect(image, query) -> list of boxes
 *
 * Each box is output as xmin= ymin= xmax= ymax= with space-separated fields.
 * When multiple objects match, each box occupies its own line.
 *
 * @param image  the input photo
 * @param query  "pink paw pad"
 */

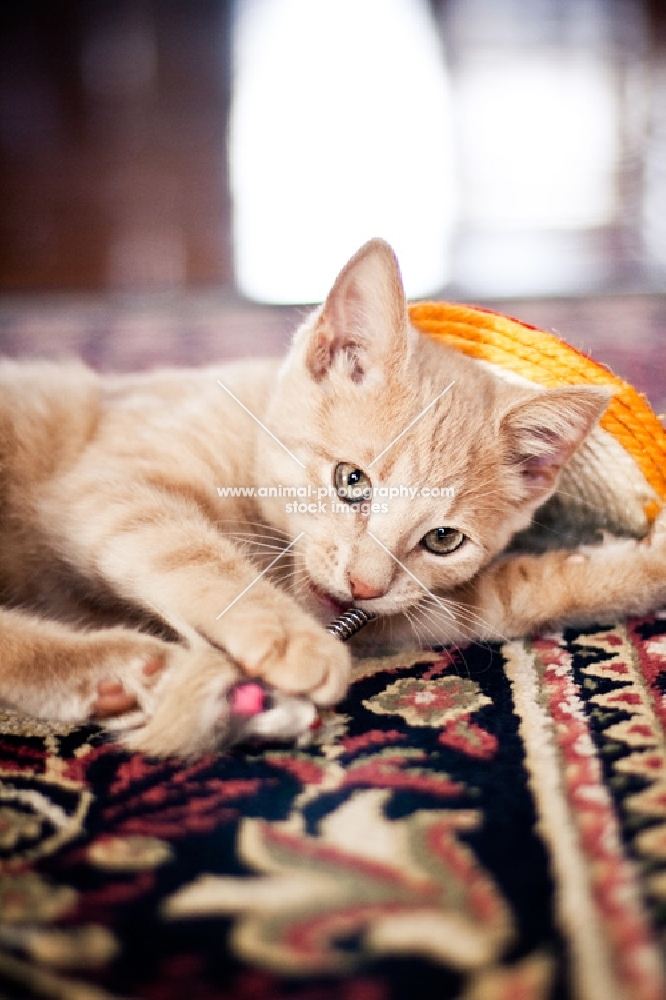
xmin=231 ymin=682 xmax=266 ymax=716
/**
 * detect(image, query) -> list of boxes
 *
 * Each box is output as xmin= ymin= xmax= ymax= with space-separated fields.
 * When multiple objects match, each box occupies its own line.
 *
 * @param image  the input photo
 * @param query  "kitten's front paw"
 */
xmin=219 ymin=598 xmax=351 ymax=706
xmin=33 ymin=632 xmax=175 ymax=726
xmin=91 ymin=654 xmax=165 ymax=722
xmin=119 ymin=643 xmax=317 ymax=758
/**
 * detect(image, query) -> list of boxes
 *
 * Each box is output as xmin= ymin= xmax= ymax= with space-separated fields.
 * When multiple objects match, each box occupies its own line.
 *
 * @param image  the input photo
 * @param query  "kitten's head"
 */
xmin=258 ymin=239 xmax=610 ymax=630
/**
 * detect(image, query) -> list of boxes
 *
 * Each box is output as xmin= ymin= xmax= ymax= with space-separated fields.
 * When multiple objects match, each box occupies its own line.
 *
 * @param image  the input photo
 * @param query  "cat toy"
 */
xmin=409 ymin=301 xmax=666 ymax=547
xmin=325 ymin=606 xmax=377 ymax=641
xmin=229 ymin=607 xmax=377 ymax=736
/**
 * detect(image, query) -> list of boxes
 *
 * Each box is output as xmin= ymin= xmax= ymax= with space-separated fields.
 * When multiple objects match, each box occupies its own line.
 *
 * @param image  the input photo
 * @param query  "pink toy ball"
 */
xmin=230 ymin=682 xmax=266 ymax=717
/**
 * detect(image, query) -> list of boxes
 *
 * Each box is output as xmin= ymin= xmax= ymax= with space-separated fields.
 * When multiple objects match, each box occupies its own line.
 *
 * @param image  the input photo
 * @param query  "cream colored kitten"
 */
xmin=1 ymin=239 xmax=665 ymax=756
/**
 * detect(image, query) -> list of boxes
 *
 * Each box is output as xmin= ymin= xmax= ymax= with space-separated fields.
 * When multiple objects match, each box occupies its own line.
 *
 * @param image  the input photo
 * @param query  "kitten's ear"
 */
xmin=501 ymin=385 xmax=612 ymax=501
xmin=304 ymin=239 xmax=410 ymax=383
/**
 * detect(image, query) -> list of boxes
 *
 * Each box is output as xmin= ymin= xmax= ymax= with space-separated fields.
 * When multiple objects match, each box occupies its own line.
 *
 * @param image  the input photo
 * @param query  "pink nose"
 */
xmin=349 ymin=577 xmax=385 ymax=601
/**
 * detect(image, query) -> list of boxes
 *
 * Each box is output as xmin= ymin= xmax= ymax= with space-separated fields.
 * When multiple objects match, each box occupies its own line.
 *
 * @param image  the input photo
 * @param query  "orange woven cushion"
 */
xmin=409 ymin=301 xmax=666 ymax=520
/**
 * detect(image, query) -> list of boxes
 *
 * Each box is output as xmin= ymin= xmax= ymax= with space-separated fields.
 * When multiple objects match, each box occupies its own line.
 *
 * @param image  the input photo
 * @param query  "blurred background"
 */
xmin=3 ymin=0 xmax=666 ymax=300
xmin=0 ymin=0 xmax=664 ymax=406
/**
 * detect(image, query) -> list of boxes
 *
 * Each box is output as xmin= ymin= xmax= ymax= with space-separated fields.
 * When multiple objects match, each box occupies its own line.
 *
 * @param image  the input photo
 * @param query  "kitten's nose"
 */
xmin=349 ymin=576 xmax=385 ymax=601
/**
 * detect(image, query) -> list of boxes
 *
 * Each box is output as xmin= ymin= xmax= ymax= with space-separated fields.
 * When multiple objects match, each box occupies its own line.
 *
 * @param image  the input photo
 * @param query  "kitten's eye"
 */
xmin=421 ymin=527 xmax=466 ymax=555
xmin=334 ymin=462 xmax=372 ymax=503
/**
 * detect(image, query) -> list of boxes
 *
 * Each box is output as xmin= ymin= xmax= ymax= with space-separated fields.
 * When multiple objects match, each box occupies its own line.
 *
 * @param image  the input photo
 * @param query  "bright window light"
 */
xmin=229 ymin=0 xmax=456 ymax=303
xmin=454 ymin=52 xmax=619 ymax=231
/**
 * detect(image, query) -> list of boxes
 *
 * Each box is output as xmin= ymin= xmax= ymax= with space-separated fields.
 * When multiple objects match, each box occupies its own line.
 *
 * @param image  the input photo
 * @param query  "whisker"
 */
xmin=223 ymin=532 xmax=293 ymax=546
xmin=415 ymin=592 xmax=500 ymax=649
xmin=214 ymin=518 xmax=289 ymax=531
xmin=227 ymin=535 xmax=294 ymax=551
xmin=413 ymin=600 xmax=499 ymax=677
xmin=421 ymin=592 xmax=509 ymax=644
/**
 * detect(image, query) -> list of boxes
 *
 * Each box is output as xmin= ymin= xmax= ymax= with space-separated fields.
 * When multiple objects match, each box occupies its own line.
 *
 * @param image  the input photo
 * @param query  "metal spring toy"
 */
xmin=326 ymin=607 xmax=377 ymax=641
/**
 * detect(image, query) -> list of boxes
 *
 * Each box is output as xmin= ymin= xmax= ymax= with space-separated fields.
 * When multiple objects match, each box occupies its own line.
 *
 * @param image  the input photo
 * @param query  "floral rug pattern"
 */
xmin=1 ymin=616 xmax=665 ymax=1000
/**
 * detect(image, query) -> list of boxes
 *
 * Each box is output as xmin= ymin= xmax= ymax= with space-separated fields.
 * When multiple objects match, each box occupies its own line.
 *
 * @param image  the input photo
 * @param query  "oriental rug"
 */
xmin=0 ymin=619 xmax=665 ymax=1000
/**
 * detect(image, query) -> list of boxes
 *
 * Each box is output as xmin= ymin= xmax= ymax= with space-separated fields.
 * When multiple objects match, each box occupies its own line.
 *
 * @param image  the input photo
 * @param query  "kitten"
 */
xmin=0 ymin=239 xmax=664 ymax=756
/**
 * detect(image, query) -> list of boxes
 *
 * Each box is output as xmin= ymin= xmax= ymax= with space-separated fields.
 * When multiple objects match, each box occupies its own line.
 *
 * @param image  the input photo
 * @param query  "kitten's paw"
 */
xmin=220 ymin=601 xmax=351 ymax=706
xmin=72 ymin=634 xmax=177 ymax=728
xmin=118 ymin=642 xmax=316 ymax=758
xmin=116 ymin=642 xmax=238 ymax=757
xmin=91 ymin=655 xmax=165 ymax=720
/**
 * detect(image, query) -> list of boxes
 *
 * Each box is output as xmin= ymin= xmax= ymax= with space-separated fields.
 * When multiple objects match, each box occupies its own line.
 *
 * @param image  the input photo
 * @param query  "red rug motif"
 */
xmin=0 ymin=617 xmax=665 ymax=999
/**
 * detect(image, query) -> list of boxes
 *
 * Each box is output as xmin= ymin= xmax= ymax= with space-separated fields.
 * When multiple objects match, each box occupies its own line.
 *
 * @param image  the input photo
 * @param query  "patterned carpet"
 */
xmin=1 ymin=624 xmax=666 ymax=1000
xmin=0 ymin=295 xmax=665 ymax=999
